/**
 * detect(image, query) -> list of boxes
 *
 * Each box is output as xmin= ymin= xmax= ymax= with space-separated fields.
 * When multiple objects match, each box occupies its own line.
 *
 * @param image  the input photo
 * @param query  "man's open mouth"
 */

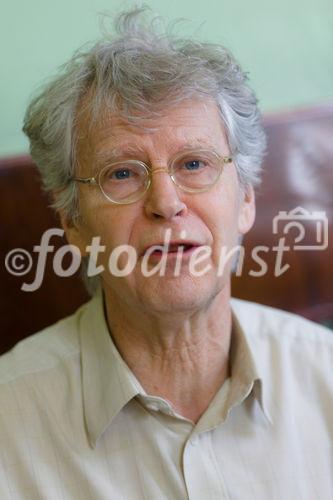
xmin=143 ymin=242 xmax=201 ymax=259
xmin=150 ymin=243 xmax=196 ymax=255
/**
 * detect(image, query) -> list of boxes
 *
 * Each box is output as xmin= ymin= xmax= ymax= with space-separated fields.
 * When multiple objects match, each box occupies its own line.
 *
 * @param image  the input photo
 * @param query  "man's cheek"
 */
xmin=92 ymin=236 xmax=138 ymax=278
xmin=212 ymin=226 xmax=239 ymax=269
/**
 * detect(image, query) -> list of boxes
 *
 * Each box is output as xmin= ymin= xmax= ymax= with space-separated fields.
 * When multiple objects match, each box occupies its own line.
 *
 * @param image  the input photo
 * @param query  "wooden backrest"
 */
xmin=232 ymin=103 xmax=333 ymax=328
xmin=1 ymin=103 xmax=332 ymax=354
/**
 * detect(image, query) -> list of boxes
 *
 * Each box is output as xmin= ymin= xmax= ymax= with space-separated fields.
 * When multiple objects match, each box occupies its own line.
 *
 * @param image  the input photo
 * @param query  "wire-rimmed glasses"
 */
xmin=72 ymin=148 xmax=233 ymax=205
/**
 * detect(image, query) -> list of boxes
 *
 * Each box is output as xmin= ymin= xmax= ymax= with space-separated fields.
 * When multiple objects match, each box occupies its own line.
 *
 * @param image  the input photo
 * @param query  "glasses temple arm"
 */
xmin=72 ymin=177 xmax=97 ymax=185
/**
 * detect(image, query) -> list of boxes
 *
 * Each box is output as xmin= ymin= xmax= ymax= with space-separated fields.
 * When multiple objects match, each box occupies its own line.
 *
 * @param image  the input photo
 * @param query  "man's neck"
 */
xmin=103 ymin=285 xmax=232 ymax=423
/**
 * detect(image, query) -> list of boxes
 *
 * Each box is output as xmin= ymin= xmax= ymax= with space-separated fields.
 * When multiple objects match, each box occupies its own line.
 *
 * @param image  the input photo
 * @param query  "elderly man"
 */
xmin=1 ymin=7 xmax=332 ymax=500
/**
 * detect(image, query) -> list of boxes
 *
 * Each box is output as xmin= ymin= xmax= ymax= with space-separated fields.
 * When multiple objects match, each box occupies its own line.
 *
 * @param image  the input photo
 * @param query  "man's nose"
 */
xmin=144 ymin=167 xmax=187 ymax=220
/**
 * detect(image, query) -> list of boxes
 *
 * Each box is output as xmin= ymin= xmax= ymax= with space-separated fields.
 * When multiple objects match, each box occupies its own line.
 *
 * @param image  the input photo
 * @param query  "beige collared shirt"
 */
xmin=1 ymin=289 xmax=333 ymax=499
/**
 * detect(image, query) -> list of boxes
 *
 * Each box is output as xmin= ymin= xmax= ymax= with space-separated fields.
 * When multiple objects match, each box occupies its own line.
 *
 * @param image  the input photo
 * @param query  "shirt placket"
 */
xmin=183 ymin=430 xmax=230 ymax=500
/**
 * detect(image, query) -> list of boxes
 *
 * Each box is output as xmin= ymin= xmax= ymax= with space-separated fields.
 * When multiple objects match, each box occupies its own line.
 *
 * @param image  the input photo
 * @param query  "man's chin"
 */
xmin=134 ymin=271 xmax=227 ymax=314
xmin=102 ymin=263 xmax=229 ymax=315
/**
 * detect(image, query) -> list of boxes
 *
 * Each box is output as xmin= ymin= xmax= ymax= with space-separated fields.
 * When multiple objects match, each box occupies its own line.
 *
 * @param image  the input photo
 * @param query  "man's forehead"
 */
xmin=75 ymin=97 xmax=227 ymax=159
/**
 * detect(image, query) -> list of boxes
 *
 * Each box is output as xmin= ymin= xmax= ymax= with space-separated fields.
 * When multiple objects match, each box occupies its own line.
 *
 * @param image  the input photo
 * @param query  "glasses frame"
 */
xmin=72 ymin=148 xmax=233 ymax=205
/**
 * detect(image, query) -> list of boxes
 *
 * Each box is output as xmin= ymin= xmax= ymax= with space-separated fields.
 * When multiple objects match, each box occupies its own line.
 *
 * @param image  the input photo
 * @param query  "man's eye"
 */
xmin=183 ymin=160 xmax=205 ymax=171
xmin=110 ymin=168 xmax=132 ymax=180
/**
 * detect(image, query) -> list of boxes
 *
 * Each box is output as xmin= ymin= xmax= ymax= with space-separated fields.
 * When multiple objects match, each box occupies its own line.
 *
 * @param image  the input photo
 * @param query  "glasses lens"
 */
xmin=99 ymin=161 xmax=149 ymax=203
xmin=171 ymin=150 xmax=221 ymax=191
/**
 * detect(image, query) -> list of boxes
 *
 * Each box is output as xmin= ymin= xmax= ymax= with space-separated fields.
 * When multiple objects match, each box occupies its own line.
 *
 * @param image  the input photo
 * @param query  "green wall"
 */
xmin=1 ymin=0 xmax=332 ymax=156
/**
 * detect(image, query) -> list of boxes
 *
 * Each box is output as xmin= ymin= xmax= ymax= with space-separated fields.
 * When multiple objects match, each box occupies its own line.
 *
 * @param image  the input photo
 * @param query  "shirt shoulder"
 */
xmin=0 ymin=301 xmax=88 ymax=385
xmin=231 ymin=297 xmax=333 ymax=380
xmin=230 ymin=297 xmax=333 ymax=346
xmin=230 ymin=298 xmax=333 ymax=419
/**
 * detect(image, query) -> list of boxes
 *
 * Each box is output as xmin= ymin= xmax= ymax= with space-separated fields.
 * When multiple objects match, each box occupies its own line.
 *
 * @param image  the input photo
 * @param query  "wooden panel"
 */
xmin=232 ymin=103 xmax=333 ymax=325
xmin=1 ymin=103 xmax=332 ymax=354
xmin=0 ymin=158 xmax=89 ymax=354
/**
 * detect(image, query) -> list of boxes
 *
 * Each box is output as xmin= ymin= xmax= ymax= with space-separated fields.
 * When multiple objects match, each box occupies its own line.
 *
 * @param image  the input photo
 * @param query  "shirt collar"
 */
xmin=79 ymin=290 xmax=273 ymax=448
xmin=230 ymin=299 xmax=274 ymax=426
xmin=79 ymin=287 xmax=145 ymax=449
xmin=193 ymin=304 xmax=273 ymax=434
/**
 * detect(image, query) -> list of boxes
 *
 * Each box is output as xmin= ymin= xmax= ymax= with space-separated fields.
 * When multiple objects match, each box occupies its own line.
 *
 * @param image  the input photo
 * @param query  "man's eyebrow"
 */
xmin=94 ymin=140 xmax=219 ymax=165
xmin=95 ymin=145 xmax=148 ymax=165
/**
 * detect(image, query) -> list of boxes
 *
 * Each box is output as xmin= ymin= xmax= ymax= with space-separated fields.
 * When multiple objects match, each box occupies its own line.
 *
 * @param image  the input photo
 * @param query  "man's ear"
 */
xmin=237 ymin=184 xmax=256 ymax=235
xmin=58 ymin=210 xmax=89 ymax=257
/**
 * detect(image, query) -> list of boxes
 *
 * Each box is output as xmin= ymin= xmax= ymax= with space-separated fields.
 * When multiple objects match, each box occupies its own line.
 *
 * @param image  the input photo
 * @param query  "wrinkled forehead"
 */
xmin=74 ymin=93 xmax=229 ymax=165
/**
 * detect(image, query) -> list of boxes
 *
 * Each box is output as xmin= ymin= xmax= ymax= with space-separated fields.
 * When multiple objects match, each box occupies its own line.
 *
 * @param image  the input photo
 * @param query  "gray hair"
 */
xmin=23 ymin=6 xmax=266 ymax=294
xmin=23 ymin=6 xmax=266 ymax=218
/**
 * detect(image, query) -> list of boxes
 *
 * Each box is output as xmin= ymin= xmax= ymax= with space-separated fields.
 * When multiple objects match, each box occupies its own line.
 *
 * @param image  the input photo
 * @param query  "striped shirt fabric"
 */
xmin=1 ymin=288 xmax=333 ymax=499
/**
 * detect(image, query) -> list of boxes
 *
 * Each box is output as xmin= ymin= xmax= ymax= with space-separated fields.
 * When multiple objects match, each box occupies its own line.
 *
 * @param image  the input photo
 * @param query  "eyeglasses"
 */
xmin=72 ymin=148 xmax=233 ymax=205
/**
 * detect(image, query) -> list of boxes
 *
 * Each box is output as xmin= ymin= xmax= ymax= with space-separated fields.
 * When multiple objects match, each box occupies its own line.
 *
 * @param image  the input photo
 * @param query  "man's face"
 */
xmin=65 ymin=98 xmax=255 ymax=314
